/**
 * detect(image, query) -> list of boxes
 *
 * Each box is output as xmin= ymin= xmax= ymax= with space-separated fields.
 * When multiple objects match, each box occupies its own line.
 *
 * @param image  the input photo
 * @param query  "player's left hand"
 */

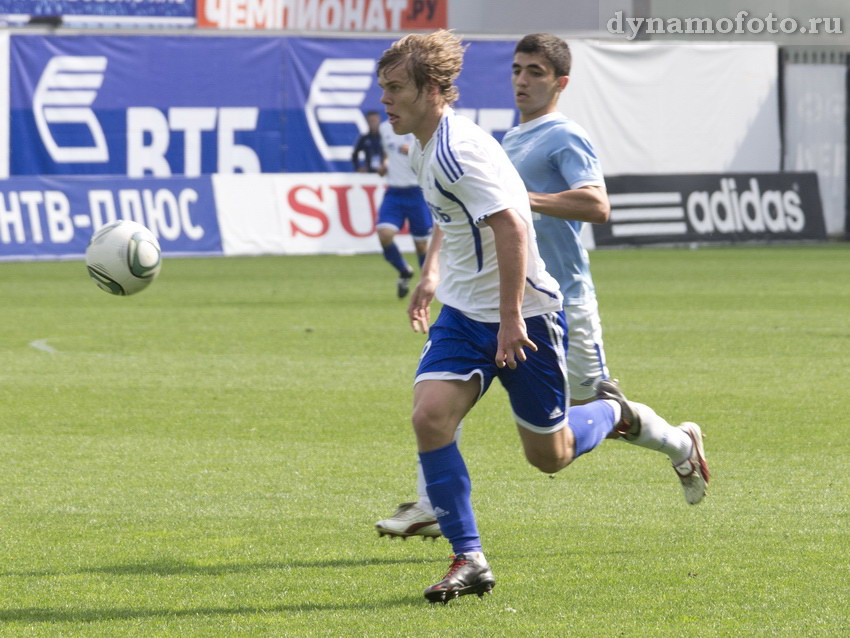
xmin=495 ymin=320 xmax=537 ymax=369
xmin=408 ymin=278 xmax=436 ymax=334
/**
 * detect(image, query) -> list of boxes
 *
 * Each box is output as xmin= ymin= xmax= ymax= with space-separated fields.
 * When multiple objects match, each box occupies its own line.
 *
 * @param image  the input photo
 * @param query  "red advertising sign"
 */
xmin=197 ymin=0 xmax=447 ymax=31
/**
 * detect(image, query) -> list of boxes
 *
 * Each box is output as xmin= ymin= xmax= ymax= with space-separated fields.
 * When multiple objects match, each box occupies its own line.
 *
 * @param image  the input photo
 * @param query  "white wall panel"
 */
xmin=783 ymin=63 xmax=846 ymax=236
xmin=561 ymin=41 xmax=781 ymax=175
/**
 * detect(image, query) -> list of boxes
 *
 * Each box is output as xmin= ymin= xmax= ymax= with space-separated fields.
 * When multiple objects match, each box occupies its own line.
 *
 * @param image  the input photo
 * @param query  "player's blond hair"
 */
xmin=377 ymin=29 xmax=466 ymax=105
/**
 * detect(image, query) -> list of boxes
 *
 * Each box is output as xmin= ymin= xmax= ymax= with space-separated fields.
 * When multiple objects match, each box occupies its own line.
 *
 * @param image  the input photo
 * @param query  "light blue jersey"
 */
xmin=502 ymin=112 xmax=605 ymax=306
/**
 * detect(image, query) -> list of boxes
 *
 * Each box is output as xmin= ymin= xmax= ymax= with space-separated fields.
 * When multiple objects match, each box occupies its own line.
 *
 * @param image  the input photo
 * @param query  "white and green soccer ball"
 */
xmin=85 ymin=220 xmax=162 ymax=296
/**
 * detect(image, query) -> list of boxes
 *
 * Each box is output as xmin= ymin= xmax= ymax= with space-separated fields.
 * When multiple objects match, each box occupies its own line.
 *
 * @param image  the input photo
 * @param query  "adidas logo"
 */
xmin=549 ymin=406 xmax=564 ymax=420
xmin=433 ymin=506 xmax=450 ymax=518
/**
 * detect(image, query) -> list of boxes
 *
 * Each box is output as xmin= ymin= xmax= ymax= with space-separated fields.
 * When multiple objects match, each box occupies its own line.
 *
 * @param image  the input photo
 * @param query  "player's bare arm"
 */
xmin=528 ymin=184 xmax=610 ymax=223
xmin=408 ymin=225 xmax=442 ymax=334
xmin=484 ymin=210 xmax=537 ymax=369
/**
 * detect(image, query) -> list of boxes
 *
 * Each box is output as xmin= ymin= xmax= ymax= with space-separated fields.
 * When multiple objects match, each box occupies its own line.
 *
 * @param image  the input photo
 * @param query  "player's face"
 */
xmin=512 ymin=52 xmax=567 ymax=123
xmin=379 ymin=63 xmax=437 ymax=142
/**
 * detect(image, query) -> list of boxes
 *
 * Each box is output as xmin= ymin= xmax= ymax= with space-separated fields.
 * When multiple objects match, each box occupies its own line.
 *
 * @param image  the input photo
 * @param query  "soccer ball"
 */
xmin=85 ymin=220 xmax=162 ymax=296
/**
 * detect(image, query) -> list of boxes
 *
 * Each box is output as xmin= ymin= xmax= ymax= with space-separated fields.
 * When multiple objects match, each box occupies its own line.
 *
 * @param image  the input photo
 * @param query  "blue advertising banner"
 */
xmin=283 ymin=37 xmax=517 ymax=172
xmin=0 ymin=0 xmax=195 ymax=26
xmin=0 ymin=174 xmax=222 ymax=260
xmin=9 ymin=35 xmax=283 ymax=176
xmin=7 ymin=34 xmax=517 ymax=176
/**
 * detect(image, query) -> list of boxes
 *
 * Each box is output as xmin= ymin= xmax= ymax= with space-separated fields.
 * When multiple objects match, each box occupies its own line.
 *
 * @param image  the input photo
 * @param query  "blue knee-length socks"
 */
xmin=418 ymin=442 xmax=481 ymax=555
xmin=382 ymin=243 xmax=411 ymax=276
xmin=568 ymin=400 xmax=617 ymax=457
xmin=417 ymin=402 xmax=615 ymax=555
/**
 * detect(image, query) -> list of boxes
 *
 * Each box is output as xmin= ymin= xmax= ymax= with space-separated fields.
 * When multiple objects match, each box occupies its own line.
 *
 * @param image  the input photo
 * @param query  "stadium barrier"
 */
xmin=596 ymin=172 xmax=826 ymax=246
xmin=0 ymin=30 xmax=841 ymax=254
xmin=0 ymin=172 xmax=417 ymax=261
xmin=1 ymin=171 xmax=825 ymax=261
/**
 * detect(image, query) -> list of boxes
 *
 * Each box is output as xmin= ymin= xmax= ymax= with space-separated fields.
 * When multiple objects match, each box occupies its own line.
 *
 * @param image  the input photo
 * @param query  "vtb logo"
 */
xmin=305 ymin=57 xmax=516 ymax=163
xmin=306 ymin=58 xmax=375 ymax=162
xmin=33 ymin=56 xmax=109 ymax=163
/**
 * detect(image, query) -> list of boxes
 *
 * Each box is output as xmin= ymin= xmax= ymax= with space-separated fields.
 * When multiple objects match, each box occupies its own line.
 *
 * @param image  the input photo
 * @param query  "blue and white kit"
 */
xmin=410 ymin=109 xmax=566 ymax=430
xmin=409 ymin=110 xmax=562 ymax=323
xmin=377 ymin=120 xmax=432 ymax=240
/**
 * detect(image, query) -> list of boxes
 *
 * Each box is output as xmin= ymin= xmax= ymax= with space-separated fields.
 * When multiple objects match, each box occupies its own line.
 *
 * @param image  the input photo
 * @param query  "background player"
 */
xmin=376 ymin=117 xmax=433 ymax=298
xmin=351 ymin=110 xmax=385 ymax=173
xmin=375 ymin=33 xmax=710 ymax=543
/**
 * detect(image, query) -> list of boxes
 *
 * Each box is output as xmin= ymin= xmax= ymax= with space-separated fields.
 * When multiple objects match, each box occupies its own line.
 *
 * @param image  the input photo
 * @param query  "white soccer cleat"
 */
xmin=673 ymin=422 xmax=711 ymax=505
xmin=375 ymin=502 xmax=441 ymax=540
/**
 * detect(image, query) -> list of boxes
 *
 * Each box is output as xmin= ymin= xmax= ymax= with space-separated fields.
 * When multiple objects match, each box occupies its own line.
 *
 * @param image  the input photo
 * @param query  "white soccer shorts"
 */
xmin=564 ymin=297 xmax=610 ymax=401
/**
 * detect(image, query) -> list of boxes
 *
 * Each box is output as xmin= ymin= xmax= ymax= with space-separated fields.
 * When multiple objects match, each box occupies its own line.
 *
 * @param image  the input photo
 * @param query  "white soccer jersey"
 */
xmin=379 ymin=120 xmax=419 ymax=188
xmin=410 ymin=109 xmax=562 ymax=322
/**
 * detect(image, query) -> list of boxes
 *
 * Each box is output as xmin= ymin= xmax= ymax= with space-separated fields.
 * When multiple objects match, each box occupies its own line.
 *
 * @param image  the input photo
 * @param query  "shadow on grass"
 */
xmin=3 ymin=555 xmax=445 ymax=578
xmin=0 ymin=556 xmax=446 ymax=623
xmin=0 ymin=597 xmax=420 ymax=624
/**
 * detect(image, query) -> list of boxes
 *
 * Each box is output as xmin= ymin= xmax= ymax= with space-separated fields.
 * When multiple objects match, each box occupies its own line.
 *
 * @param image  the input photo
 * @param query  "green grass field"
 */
xmin=1 ymin=244 xmax=848 ymax=637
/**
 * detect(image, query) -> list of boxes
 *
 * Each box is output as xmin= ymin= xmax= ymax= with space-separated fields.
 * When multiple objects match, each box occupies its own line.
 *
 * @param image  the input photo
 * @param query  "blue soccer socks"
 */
xmin=382 ymin=243 xmax=412 ymax=276
xmin=569 ymin=400 xmax=617 ymax=458
xmin=419 ymin=442 xmax=482 ymax=555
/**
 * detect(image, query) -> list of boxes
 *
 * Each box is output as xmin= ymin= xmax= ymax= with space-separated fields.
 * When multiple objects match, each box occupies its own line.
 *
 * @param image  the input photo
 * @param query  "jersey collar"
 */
xmin=516 ymin=111 xmax=566 ymax=133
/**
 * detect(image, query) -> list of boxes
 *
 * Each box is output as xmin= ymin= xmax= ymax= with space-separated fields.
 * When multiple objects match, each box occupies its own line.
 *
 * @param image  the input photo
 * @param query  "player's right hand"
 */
xmin=495 ymin=319 xmax=537 ymax=369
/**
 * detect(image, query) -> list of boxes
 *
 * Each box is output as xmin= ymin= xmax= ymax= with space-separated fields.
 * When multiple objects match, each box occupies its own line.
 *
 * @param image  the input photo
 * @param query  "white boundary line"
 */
xmin=29 ymin=339 xmax=58 ymax=354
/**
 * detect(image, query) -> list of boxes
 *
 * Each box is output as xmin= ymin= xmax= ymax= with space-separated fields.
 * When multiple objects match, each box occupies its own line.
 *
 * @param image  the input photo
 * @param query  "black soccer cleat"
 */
xmin=424 ymin=553 xmax=496 ymax=604
xmin=595 ymin=378 xmax=641 ymax=438
xmin=397 ymin=269 xmax=414 ymax=299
